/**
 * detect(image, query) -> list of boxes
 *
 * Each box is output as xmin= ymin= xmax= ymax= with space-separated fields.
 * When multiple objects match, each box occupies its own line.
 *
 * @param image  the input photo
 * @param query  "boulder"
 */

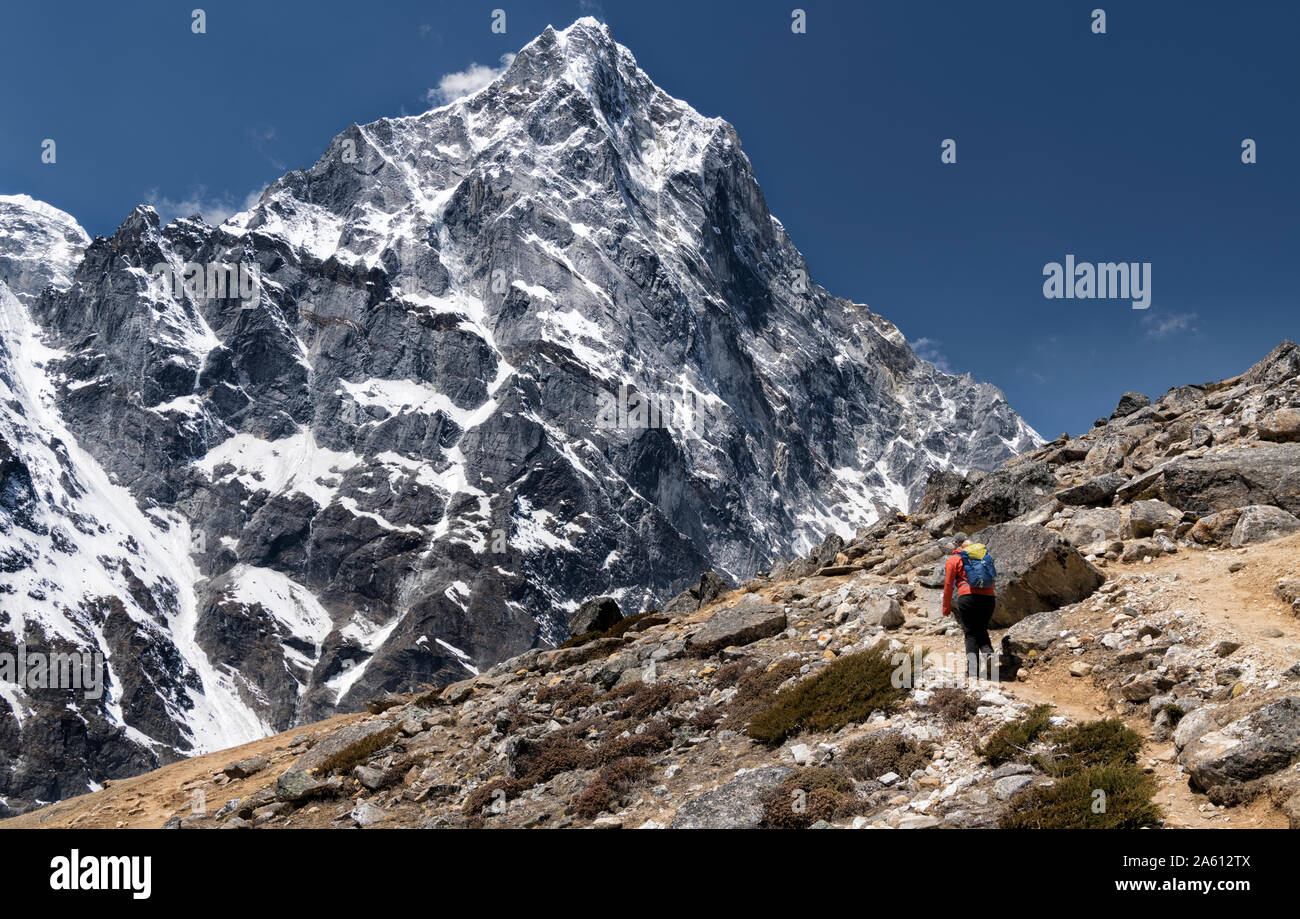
xmin=860 ymin=596 xmax=904 ymax=630
xmin=1124 ymin=499 xmax=1184 ymax=539
xmin=1083 ymin=433 xmax=1143 ymax=473
xmin=1061 ymin=507 xmax=1123 ymax=550
xmin=1001 ymin=607 xmax=1068 ymax=658
xmin=294 ymin=721 xmax=399 ymax=774
xmin=567 ymin=596 xmax=622 ymax=637
xmin=1054 ymin=472 xmax=1128 ymax=507
xmin=660 ymin=571 xmax=735 ymax=618
xmin=973 ymin=523 xmax=1105 ymax=627
xmin=1258 ymin=408 xmax=1300 ymax=443
xmin=915 ymin=565 xmax=946 ymax=589
xmin=276 ymin=770 xmax=336 ymax=803
xmin=1179 ymin=697 xmax=1300 ymax=797
xmin=1053 ymin=438 xmax=1092 ymax=464
xmin=1190 ymin=508 xmax=1244 ymax=546
xmin=1229 ymin=505 xmax=1300 ymax=547
xmin=952 ymin=462 xmax=1057 ymax=532
xmin=808 ymin=533 xmax=846 ymax=568
xmin=350 ymin=801 xmax=389 ymax=827
xmin=993 ymin=774 xmax=1034 ymax=801
xmin=1117 ymin=444 xmax=1300 ymax=517
xmin=685 ymin=594 xmax=787 ymax=655
xmin=222 ymin=755 xmax=269 ymax=780
xmin=1111 ymin=391 xmax=1151 ymax=419
xmin=669 ymin=766 xmax=794 ymax=828
xmin=1173 ymin=708 xmax=1221 ymax=753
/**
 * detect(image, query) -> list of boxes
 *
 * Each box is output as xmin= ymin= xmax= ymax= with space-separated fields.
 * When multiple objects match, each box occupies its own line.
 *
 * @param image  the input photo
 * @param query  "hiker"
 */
xmin=941 ymin=538 xmax=998 ymax=681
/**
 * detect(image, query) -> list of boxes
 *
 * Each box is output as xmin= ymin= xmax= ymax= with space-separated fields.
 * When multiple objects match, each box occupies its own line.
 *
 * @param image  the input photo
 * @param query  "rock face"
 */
xmin=973 ymin=524 xmax=1105 ymax=627
xmin=0 ymin=20 xmax=1041 ymax=812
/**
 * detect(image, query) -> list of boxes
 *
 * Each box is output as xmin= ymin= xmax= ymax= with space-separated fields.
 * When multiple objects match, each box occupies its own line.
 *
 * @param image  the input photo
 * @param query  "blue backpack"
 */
xmin=961 ymin=544 xmax=997 ymax=589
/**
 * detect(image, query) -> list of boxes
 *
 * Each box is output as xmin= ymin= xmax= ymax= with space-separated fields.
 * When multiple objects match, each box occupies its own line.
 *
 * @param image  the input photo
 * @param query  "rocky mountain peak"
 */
xmin=0 ymin=194 xmax=89 ymax=302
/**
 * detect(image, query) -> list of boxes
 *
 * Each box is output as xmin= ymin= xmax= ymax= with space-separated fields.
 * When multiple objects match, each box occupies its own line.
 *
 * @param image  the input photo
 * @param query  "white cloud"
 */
xmin=1141 ymin=311 xmax=1198 ymax=341
xmin=426 ymin=53 xmax=515 ymax=106
xmin=912 ymin=337 xmax=953 ymax=373
xmin=145 ymin=185 xmax=266 ymax=226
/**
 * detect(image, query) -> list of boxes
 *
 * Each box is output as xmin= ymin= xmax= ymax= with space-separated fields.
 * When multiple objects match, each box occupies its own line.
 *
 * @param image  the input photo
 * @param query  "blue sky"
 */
xmin=1 ymin=1 xmax=1295 ymax=438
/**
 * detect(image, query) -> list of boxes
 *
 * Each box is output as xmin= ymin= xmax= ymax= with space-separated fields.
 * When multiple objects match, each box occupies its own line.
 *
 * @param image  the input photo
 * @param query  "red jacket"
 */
xmin=942 ymin=547 xmax=996 ymax=616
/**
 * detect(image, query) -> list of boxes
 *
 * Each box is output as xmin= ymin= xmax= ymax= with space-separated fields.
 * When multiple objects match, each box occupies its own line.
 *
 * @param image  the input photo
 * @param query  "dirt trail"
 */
xmin=992 ymin=534 xmax=1300 ymax=829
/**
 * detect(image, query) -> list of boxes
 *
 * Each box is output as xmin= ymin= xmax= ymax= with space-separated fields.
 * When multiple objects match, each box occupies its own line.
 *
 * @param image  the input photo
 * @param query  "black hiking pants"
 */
xmin=954 ymin=594 xmax=996 ymax=674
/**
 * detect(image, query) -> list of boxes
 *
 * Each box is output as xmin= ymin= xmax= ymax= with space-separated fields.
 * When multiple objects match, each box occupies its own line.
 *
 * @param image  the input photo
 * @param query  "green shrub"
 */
xmin=999 ymin=764 xmax=1163 ymax=829
xmin=745 ymin=646 xmax=907 ymax=745
xmin=976 ymin=704 xmax=1053 ymax=766
xmin=723 ymin=657 xmax=804 ymax=726
xmin=760 ymin=768 xmax=860 ymax=829
xmin=1038 ymin=719 xmax=1143 ymax=777
xmin=313 ymin=724 xmax=402 ymax=776
xmin=839 ymin=730 xmax=934 ymax=782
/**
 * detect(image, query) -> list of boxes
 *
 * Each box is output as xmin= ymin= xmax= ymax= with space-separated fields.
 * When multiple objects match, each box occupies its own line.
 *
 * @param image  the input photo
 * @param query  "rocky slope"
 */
xmin=0 ymin=18 xmax=1040 ymax=814
xmin=7 ymin=341 xmax=1297 ymax=830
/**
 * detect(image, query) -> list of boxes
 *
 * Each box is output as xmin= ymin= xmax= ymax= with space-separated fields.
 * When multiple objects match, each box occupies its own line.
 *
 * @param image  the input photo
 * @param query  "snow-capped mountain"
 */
xmin=0 ymin=194 xmax=89 ymax=304
xmin=0 ymin=18 xmax=1038 ymax=813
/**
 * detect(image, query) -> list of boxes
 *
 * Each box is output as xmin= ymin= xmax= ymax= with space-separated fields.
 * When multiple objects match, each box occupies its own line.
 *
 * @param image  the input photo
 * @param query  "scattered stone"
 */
xmin=993 ymin=774 xmax=1034 ymax=801
xmin=222 ymin=755 xmax=269 ymax=780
